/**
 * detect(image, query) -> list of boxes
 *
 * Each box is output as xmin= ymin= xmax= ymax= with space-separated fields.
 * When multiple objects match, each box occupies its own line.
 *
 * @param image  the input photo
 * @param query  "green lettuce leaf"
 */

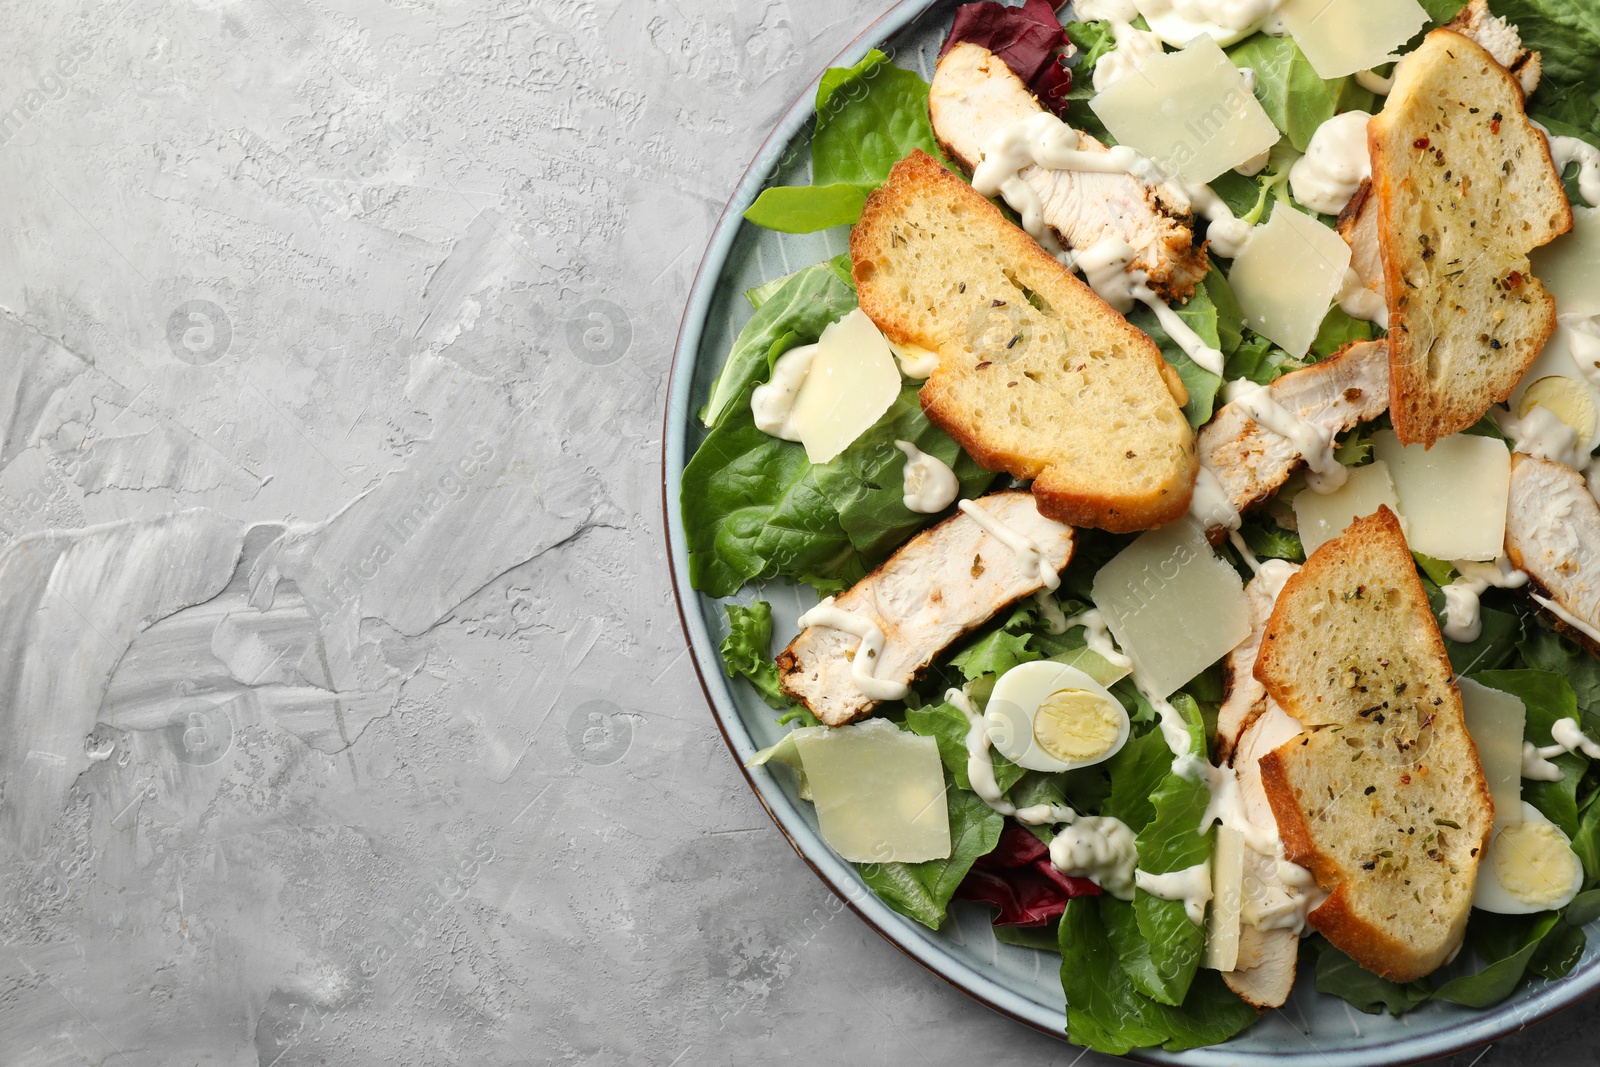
xmin=1520 ymin=627 xmax=1600 ymax=725
xmin=744 ymin=183 xmax=870 ymax=234
xmin=1128 ymin=286 xmax=1224 ymax=429
xmin=856 ymin=775 xmax=1002 ymax=929
xmin=904 ymin=697 xmax=1026 ymax=794
xmin=1127 ymin=763 xmax=1211 ymax=1005
xmin=1421 ymin=575 xmax=1522 ymax=675
xmin=811 ymin=385 xmax=995 ymax=559
xmin=1434 ymin=912 xmax=1563 ymax=1007
xmin=1226 ymin=331 xmax=1299 ymax=386
xmin=1314 ymin=942 xmax=1433 ymax=1014
xmin=1492 ymin=1 xmax=1600 ymax=91
xmin=1228 ymin=35 xmax=1343 ymax=152
xmin=1473 ymin=669 xmax=1586 ymax=834
xmin=1311 ymin=306 xmax=1377 ymax=361
xmin=1239 ymin=518 xmax=1305 ymax=563
xmin=744 ymin=50 xmax=943 ymax=234
xmin=701 ymin=261 xmax=858 ymax=428
xmin=718 ymin=601 xmax=793 ymax=710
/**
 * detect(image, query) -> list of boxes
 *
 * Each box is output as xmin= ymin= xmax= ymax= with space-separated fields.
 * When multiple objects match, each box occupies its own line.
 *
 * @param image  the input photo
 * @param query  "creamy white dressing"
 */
xmin=958 ymin=498 xmax=1061 ymax=590
xmin=1052 ymin=816 xmax=1140 ymax=900
xmin=973 ymin=114 xmax=1165 ymax=221
xmin=1190 ymin=463 xmax=1242 ymax=532
xmin=1076 ymin=235 xmax=1141 ymax=312
xmin=1354 ymin=68 xmax=1394 ymax=94
xmin=888 ymin=339 xmax=940 ymax=379
xmin=1234 ymin=146 xmax=1271 ymax=178
xmin=1338 ymin=267 xmax=1389 ymax=328
xmin=1562 ymin=314 xmax=1600 ymax=391
xmin=1250 ymin=859 xmax=1328 ymax=933
xmin=1186 ymin=181 xmax=1255 ymax=259
xmin=1289 ymin=111 xmax=1373 ymax=215
xmin=1440 ymin=558 xmax=1528 ymax=643
xmin=1135 ymin=283 xmax=1227 ymax=375
xmin=1224 ymin=377 xmax=1348 ymax=493
xmin=1138 ymin=677 xmax=1201 ymax=760
xmin=1065 ymin=609 xmax=1134 ymax=670
xmin=1546 ymin=132 xmax=1600 ymax=208
xmin=1033 ymin=589 xmax=1070 ymax=635
xmin=1136 ymin=861 xmax=1214 ymax=925
xmin=1533 ymin=592 xmax=1600 ymax=647
xmin=1093 ymin=19 xmax=1167 ymax=91
xmin=797 ymin=597 xmax=910 ymax=700
xmin=750 ymin=342 xmax=817 ymax=441
xmin=1192 ymin=757 xmax=1278 ymax=854
xmin=894 ymin=440 xmax=959 ymax=514
xmin=1132 ymin=0 xmax=1284 ymax=46
xmin=1227 ymin=529 xmax=1261 ymax=574
xmin=1500 ymin=403 xmax=1589 ymax=470
xmin=1521 ymin=716 xmax=1600 ymax=782
xmin=1074 ymin=0 xmax=1139 ymax=23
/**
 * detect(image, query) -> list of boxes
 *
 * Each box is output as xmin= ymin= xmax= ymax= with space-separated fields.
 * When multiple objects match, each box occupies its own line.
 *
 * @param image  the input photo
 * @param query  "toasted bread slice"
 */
xmin=1256 ymin=507 xmax=1493 ymax=983
xmin=1370 ymin=29 xmax=1571 ymax=446
xmin=851 ymin=151 xmax=1197 ymax=532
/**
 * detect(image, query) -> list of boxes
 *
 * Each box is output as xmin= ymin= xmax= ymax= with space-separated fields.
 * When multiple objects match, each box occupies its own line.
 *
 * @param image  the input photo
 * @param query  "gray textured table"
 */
xmin=0 ymin=1 xmax=1593 ymax=1064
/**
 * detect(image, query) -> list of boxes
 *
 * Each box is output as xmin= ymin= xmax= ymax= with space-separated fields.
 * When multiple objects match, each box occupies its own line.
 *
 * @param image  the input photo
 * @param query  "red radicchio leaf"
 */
xmin=939 ymin=0 xmax=1075 ymax=117
xmin=956 ymin=820 xmax=1101 ymax=927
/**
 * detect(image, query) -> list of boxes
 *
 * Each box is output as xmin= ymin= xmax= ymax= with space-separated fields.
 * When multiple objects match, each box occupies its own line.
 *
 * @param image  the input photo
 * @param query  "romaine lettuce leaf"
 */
xmin=856 ymin=774 xmax=1003 ymax=929
xmin=1227 ymin=35 xmax=1343 ymax=153
xmin=1127 ymin=285 xmax=1224 ymax=429
xmin=904 ymin=697 xmax=1027 ymax=794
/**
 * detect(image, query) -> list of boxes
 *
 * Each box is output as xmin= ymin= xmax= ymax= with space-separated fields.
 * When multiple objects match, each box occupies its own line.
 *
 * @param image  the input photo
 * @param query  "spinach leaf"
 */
xmin=1228 ymin=35 xmax=1342 ymax=152
xmin=1573 ymin=803 xmax=1600 ymax=885
xmin=1520 ymin=627 xmax=1600 ymax=727
xmin=1493 ymin=0 xmax=1600 ymax=89
xmin=1565 ymin=886 xmax=1600 ymax=924
xmin=744 ymin=184 xmax=870 ymax=234
xmin=812 ymin=385 xmax=995 ymax=559
xmin=701 ymin=261 xmax=857 ymax=428
xmin=744 ymin=50 xmax=944 ymax=234
xmin=1314 ymin=942 xmax=1432 ymax=1014
xmin=1311 ymin=306 xmax=1377 ymax=361
xmin=995 ymin=918 xmax=1062 ymax=951
xmin=682 ymin=392 xmax=858 ymax=597
xmin=1128 ymin=285 xmax=1224 ymax=429
xmin=1529 ymin=920 xmax=1587 ymax=980
xmin=1421 ymin=576 xmax=1522 ymax=675
xmin=1104 ymin=727 xmax=1177 ymax=833
xmin=1417 ymin=0 xmax=1467 ymax=23
xmin=856 ymin=777 xmax=1002 ymax=930
xmin=1434 ymin=912 xmax=1562 ymax=1007
xmin=718 ymin=601 xmax=793 ymax=710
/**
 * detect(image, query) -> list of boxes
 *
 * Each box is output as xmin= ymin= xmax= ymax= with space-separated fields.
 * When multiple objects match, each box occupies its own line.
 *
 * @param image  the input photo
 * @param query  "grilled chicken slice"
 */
xmin=1217 ymin=562 xmax=1300 ymax=762
xmin=1448 ymin=0 xmax=1542 ymax=96
xmin=929 ymin=42 xmax=1208 ymax=302
xmin=1197 ymin=341 xmax=1390 ymax=540
xmin=1337 ymin=180 xmax=1384 ymax=298
xmin=777 ymin=491 xmax=1074 ymax=726
xmin=1505 ymin=455 xmax=1600 ymax=656
xmin=1223 ymin=705 xmax=1306 ymax=1010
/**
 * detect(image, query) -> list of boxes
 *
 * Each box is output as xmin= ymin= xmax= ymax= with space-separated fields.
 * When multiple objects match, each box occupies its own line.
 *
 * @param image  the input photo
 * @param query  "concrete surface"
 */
xmin=0 ymin=0 xmax=1594 ymax=1064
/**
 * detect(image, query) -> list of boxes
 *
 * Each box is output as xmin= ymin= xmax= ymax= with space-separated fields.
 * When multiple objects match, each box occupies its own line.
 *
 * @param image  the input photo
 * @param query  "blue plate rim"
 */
xmin=658 ymin=2 xmax=1600 ymax=1061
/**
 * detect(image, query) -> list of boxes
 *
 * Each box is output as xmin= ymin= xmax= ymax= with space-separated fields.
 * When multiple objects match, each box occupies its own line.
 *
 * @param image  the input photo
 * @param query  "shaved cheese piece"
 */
xmin=1293 ymin=460 xmax=1402 ymax=556
xmin=1532 ymin=207 xmax=1600 ymax=316
xmin=1091 ymin=519 xmax=1252 ymax=698
xmin=1228 ymin=206 xmax=1352 ymax=358
xmin=1458 ymin=678 xmax=1525 ymax=829
xmin=791 ymin=718 xmax=950 ymax=863
xmin=790 ymin=308 xmax=901 ymax=464
xmin=1203 ymin=826 xmax=1246 ymax=971
xmin=1088 ymin=35 xmax=1281 ymax=185
xmin=1279 ymin=0 xmax=1428 ymax=80
xmin=1373 ymin=430 xmax=1511 ymax=562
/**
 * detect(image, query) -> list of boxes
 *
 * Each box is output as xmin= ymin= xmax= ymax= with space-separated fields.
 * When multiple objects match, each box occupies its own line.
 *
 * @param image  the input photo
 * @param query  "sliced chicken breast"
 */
xmin=1222 ymin=705 xmax=1307 ymax=1010
xmin=1197 ymin=341 xmax=1390 ymax=540
xmin=1505 ymin=454 xmax=1600 ymax=655
xmin=777 ymin=491 xmax=1074 ymax=726
xmin=929 ymin=42 xmax=1208 ymax=302
xmin=1217 ymin=562 xmax=1300 ymax=762
xmin=1337 ymin=180 xmax=1384 ymax=298
xmin=1448 ymin=0 xmax=1543 ymax=96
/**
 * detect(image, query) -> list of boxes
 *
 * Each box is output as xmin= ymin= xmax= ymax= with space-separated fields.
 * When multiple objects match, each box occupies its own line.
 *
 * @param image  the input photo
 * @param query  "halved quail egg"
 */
xmin=1472 ymin=802 xmax=1584 ymax=915
xmin=985 ymin=661 xmax=1130 ymax=772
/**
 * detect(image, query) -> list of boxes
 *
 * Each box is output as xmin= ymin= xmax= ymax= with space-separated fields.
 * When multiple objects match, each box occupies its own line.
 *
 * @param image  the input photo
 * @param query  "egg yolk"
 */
xmin=1492 ymin=819 xmax=1582 ymax=908
xmin=1033 ymin=689 xmax=1122 ymax=763
xmin=1519 ymin=376 xmax=1598 ymax=439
